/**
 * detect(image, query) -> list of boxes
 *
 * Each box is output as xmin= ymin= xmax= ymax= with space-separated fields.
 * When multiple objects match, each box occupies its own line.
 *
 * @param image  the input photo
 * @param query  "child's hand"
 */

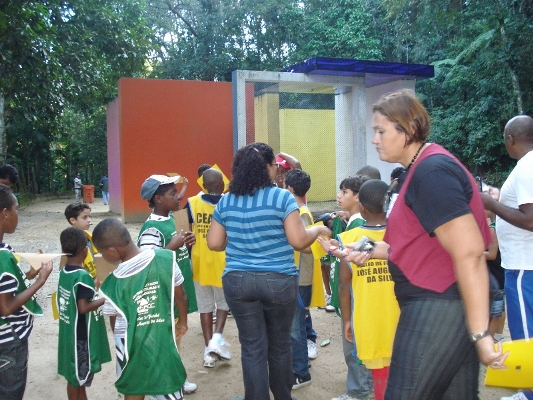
xmin=37 ymin=260 xmax=53 ymax=283
xmin=182 ymin=177 xmax=188 ymax=186
xmin=94 ymin=278 xmax=102 ymax=290
xmin=168 ymin=231 xmax=186 ymax=250
xmin=183 ymin=231 xmax=195 ymax=247
xmin=343 ymin=320 xmax=353 ymax=344
xmin=342 ymin=247 xmax=372 ymax=266
xmin=175 ymin=319 xmax=188 ymax=339
xmin=317 ymin=236 xmax=337 ymax=252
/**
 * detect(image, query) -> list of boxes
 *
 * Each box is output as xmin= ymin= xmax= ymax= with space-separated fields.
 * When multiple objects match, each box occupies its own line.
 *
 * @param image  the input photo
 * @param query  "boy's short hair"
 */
xmin=356 ymin=165 xmax=381 ymax=180
xmin=60 ymin=227 xmax=88 ymax=256
xmin=0 ymin=164 xmax=19 ymax=185
xmin=0 ymin=184 xmax=16 ymax=210
xmin=390 ymin=166 xmax=406 ymax=181
xmin=339 ymin=174 xmax=369 ymax=194
xmin=197 ymin=164 xmax=212 ymax=177
xmin=92 ymin=217 xmax=131 ymax=250
xmin=359 ymin=179 xmax=389 ymax=214
xmin=285 ymin=169 xmax=311 ymax=197
xmin=64 ymin=202 xmax=91 ymax=223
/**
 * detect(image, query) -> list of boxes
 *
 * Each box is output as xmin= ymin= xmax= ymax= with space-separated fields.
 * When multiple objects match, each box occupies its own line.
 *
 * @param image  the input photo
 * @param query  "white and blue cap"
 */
xmin=140 ymin=175 xmax=181 ymax=200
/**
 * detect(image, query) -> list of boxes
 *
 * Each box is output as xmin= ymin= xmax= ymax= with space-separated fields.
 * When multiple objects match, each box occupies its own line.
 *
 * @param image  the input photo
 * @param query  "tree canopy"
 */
xmin=1 ymin=0 xmax=531 ymax=193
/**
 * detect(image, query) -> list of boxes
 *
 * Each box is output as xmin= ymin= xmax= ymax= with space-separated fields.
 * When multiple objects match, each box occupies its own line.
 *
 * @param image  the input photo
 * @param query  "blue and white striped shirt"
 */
xmin=213 ymin=186 xmax=299 ymax=275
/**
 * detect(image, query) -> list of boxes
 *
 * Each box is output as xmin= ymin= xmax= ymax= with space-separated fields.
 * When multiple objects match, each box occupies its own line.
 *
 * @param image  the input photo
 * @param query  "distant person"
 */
xmin=207 ymin=143 xmax=330 ymax=400
xmin=65 ymin=203 xmax=98 ymax=282
xmin=356 ymin=165 xmax=381 ymax=180
xmin=95 ymin=218 xmax=189 ymax=400
xmin=57 ymin=227 xmax=111 ymax=400
xmin=74 ymin=173 xmax=83 ymax=202
xmin=186 ymin=168 xmax=231 ymax=369
xmin=482 ymin=115 xmax=533 ymax=400
xmin=0 ymin=164 xmax=19 ymax=187
xmin=99 ymin=174 xmax=109 ymax=205
xmin=0 ymin=184 xmax=53 ymax=399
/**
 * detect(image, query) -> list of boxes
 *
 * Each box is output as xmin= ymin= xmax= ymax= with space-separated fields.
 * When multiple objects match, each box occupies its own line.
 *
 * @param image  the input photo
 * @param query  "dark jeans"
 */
xmin=223 ymin=271 xmax=298 ymax=400
xmin=291 ymin=285 xmax=311 ymax=377
xmin=385 ymin=298 xmax=479 ymax=400
xmin=0 ymin=335 xmax=29 ymax=400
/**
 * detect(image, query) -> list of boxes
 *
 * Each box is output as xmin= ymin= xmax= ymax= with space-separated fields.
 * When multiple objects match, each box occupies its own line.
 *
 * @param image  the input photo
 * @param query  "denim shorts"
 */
xmin=490 ymin=289 xmax=505 ymax=318
xmin=0 ymin=334 xmax=29 ymax=399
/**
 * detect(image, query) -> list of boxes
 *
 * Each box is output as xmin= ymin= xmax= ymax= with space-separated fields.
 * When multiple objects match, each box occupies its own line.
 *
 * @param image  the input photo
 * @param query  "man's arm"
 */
xmin=482 ymin=194 xmax=533 ymax=231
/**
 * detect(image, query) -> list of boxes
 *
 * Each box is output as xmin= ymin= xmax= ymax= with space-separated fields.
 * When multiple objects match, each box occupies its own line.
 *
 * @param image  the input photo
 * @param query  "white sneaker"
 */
xmin=325 ymin=294 xmax=335 ymax=312
xmin=207 ymin=336 xmax=232 ymax=360
xmin=307 ymin=339 xmax=318 ymax=359
xmin=331 ymin=393 xmax=364 ymax=400
xmin=204 ymin=346 xmax=216 ymax=368
xmin=501 ymin=392 xmax=528 ymax=400
xmin=183 ymin=380 xmax=197 ymax=394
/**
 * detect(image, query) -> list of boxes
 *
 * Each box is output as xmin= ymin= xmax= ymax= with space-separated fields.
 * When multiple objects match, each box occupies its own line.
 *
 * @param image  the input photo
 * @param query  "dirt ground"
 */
xmin=9 ymin=197 xmax=514 ymax=400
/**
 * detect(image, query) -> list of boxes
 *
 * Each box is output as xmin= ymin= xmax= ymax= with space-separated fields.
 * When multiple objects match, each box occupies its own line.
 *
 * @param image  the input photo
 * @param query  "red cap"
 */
xmin=276 ymin=156 xmax=292 ymax=170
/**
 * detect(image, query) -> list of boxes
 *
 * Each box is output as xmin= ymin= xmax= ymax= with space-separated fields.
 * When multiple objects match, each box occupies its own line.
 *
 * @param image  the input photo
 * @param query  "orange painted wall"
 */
xmin=109 ymin=78 xmax=234 ymax=222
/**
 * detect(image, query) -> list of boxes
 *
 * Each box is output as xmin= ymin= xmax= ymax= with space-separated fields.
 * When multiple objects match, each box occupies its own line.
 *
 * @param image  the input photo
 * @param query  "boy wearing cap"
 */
xmin=275 ymin=152 xmax=301 ymax=188
xmin=137 ymin=174 xmax=198 ymax=395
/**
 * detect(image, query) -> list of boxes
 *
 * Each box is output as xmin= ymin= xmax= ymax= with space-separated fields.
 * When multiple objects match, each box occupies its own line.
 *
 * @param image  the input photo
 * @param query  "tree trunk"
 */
xmin=0 ymin=92 xmax=5 ymax=164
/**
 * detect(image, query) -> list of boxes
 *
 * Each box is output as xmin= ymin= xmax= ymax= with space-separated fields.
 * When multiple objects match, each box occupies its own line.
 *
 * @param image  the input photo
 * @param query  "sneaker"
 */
xmin=207 ymin=336 xmax=232 ymax=360
xmin=307 ymin=339 xmax=318 ymax=359
xmin=319 ymin=294 xmax=332 ymax=309
xmin=331 ymin=393 xmax=365 ymax=400
xmin=501 ymin=392 xmax=528 ymax=400
xmin=204 ymin=346 xmax=216 ymax=368
xmin=325 ymin=294 xmax=335 ymax=312
xmin=183 ymin=380 xmax=197 ymax=394
xmin=292 ymin=373 xmax=312 ymax=390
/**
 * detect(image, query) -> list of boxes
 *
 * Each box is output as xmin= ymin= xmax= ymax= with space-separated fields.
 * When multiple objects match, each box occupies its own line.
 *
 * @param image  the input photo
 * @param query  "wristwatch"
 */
xmin=469 ymin=329 xmax=491 ymax=343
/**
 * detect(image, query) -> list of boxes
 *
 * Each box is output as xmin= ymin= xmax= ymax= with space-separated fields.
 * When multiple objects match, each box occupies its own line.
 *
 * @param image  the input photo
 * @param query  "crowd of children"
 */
xmin=0 ymin=153 xmax=510 ymax=400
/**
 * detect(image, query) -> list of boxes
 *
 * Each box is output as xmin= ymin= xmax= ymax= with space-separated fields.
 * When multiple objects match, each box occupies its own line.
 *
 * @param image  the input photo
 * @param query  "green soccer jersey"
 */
xmin=57 ymin=267 xmax=111 ymax=386
xmin=100 ymin=249 xmax=186 ymax=396
xmin=138 ymin=214 xmax=197 ymax=315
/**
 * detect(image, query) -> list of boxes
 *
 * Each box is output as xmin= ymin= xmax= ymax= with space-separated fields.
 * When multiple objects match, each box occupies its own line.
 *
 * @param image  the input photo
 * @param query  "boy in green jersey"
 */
xmin=94 ymin=217 xmax=189 ymax=400
xmin=57 ymin=227 xmax=111 ymax=400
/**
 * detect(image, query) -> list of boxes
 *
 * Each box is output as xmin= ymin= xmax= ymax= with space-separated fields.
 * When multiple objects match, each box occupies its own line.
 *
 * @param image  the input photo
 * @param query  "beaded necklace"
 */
xmin=406 ymin=141 xmax=427 ymax=170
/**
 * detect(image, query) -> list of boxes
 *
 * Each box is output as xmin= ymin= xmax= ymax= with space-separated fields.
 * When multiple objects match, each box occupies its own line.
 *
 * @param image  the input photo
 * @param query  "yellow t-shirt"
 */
xmin=189 ymin=195 xmax=225 ymax=287
xmin=294 ymin=206 xmax=325 ymax=308
xmin=338 ymin=225 xmax=399 ymax=369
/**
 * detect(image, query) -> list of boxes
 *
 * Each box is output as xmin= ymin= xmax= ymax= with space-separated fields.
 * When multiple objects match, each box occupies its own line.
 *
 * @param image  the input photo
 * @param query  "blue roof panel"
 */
xmin=282 ymin=57 xmax=434 ymax=86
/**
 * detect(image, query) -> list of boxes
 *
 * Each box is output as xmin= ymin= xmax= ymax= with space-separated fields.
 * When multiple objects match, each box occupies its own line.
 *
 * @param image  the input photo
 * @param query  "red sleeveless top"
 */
xmin=384 ymin=144 xmax=491 ymax=293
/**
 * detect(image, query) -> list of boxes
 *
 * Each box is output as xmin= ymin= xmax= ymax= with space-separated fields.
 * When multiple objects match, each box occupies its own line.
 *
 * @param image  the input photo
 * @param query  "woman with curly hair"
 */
xmin=207 ymin=142 xmax=330 ymax=400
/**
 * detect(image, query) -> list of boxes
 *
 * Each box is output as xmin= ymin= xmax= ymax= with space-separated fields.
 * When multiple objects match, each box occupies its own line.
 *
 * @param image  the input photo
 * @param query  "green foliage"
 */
xmin=1 ymin=0 xmax=152 ymax=193
xmin=3 ymin=0 xmax=533 ymax=193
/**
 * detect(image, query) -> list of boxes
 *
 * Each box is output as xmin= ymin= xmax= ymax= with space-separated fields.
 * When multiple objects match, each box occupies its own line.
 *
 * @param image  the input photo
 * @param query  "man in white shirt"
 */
xmin=483 ymin=115 xmax=533 ymax=400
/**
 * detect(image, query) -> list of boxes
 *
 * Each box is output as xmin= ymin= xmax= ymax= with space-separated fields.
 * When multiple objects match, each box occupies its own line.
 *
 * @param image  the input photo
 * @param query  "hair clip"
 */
xmin=253 ymin=147 xmax=260 ymax=153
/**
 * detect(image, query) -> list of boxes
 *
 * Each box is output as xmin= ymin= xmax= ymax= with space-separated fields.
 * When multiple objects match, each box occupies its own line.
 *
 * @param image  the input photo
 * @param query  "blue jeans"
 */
xmin=0 ymin=335 xmax=29 ymax=399
xmin=291 ymin=285 xmax=311 ymax=377
xmin=102 ymin=191 xmax=109 ymax=205
xmin=385 ymin=298 xmax=479 ymax=400
xmin=305 ymin=309 xmax=316 ymax=342
xmin=223 ymin=271 xmax=298 ymax=400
